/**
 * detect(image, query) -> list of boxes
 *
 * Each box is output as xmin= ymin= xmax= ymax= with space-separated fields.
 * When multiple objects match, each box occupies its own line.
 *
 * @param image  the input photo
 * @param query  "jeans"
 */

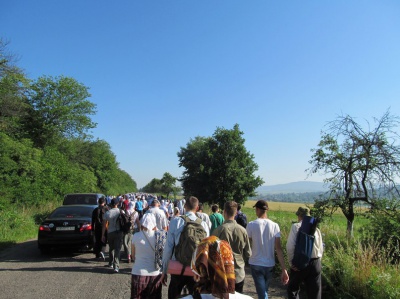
xmin=250 ymin=264 xmax=274 ymax=299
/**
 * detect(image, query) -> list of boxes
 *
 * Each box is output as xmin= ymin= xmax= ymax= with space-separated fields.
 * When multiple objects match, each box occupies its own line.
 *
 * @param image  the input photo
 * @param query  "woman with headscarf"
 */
xmin=131 ymin=212 xmax=162 ymax=299
xmin=122 ymin=201 xmax=140 ymax=263
xmin=182 ymin=236 xmax=253 ymax=299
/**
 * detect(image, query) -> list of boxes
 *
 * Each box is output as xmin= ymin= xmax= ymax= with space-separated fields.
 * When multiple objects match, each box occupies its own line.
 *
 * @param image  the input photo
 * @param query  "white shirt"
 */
xmin=131 ymin=230 xmax=160 ymax=276
xmin=246 ymin=218 xmax=281 ymax=267
xmin=147 ymin=207 xmax=169 ymax=230
xmin=197 ymin=212 xmax=212 ymax=230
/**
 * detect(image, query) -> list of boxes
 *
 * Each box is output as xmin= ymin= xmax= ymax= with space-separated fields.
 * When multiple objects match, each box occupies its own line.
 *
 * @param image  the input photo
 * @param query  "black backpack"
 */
xmin=175 ymin=215 xmax=207 ymax=273
xmin=292 ymin=216 xmax=318 ymax=270
xmin=118 ymin=209 xmax=132 ymax=233
xmin=236 ymin=212 xmax=247 ymax=228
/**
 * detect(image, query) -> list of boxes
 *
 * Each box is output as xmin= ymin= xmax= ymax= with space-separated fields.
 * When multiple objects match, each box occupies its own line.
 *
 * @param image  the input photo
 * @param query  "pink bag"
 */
xmin=167 ymin=260 xmax=195 ymax=276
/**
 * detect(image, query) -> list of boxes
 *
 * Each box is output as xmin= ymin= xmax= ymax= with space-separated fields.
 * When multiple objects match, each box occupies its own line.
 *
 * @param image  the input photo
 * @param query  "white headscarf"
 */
xmin=141 ymin=212 xmax=156 ymax=231
xmin=127 ymin=201 xmax=135 ymax=215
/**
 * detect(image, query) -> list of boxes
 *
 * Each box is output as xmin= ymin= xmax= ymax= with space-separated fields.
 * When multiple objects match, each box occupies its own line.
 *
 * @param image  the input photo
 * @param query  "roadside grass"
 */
xmin=242 ymin=199 xmax=398 ymax=299
xmin=0 ymin=202 xmax=59 ymax=251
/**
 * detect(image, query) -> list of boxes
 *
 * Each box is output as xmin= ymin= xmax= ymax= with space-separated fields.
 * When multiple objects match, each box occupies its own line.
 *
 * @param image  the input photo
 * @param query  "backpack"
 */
xmin=235 ymin=212 xmax=247 ymax=228
xmin=175 ymin=215 xmax=207 ymax=272
xmin=292 ymin=216 xmax=318 ymax=270
xmin=118 ymin=209 xmax=132 ymax=233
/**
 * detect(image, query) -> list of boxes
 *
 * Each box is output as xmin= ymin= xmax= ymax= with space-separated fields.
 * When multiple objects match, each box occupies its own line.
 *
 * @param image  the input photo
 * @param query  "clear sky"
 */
xmin=2 ymin=1 xmax=400 ymax=188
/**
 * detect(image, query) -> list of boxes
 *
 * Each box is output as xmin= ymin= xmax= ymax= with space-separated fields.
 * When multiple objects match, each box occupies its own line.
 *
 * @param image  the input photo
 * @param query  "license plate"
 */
xmin=56 ymin=227 xmax=75 ymax=231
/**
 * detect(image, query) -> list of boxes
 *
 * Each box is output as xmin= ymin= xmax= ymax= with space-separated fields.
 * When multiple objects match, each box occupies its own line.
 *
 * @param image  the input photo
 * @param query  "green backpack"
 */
xmin=175 ymin=215 xmax=207 ymax=272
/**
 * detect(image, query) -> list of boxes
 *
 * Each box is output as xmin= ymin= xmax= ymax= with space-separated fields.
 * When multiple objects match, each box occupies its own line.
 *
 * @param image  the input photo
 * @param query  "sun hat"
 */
xmin=296 ymin=207 xmax=311 ymax=217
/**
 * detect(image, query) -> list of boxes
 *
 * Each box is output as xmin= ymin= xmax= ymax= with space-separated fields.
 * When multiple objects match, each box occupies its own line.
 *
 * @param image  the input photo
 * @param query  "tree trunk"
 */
xmin=346 ymin=219 xmax=354 ymax=238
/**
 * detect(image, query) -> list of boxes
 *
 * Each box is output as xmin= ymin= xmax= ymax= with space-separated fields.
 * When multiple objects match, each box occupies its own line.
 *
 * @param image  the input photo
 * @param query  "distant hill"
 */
xmin=256 ymin=181 xmax=328 ymax=194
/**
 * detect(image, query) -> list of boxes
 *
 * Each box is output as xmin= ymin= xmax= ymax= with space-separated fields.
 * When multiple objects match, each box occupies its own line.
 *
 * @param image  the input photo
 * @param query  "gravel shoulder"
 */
xmin=0 ymin=240 xmax=287 ymax=299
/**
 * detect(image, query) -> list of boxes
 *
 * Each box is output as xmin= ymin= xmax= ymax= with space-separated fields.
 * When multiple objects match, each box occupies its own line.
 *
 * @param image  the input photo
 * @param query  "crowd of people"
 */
xmin=91 ymin=193 xmax=324 ymax=299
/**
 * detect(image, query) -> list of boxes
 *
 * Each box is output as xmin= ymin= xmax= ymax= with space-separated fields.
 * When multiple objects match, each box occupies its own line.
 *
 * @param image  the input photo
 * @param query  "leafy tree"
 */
xmin=178 ymin=124 xmax=264 ymax=206
xmin=0 ymin=39 xmax=30 ymax=138
xmin=27 ymin=75 xmax=97 ymax=147
xmin=161 ymin=172 xmax=178 ymax=198
xmin=308 ymin=110 xmax=400 ymax=237
xmin=142 ymin=178 xmax=163 ymax=193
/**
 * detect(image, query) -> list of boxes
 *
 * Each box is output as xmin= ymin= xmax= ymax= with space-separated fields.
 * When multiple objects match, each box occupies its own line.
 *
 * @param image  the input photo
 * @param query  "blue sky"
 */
xmin=2 ymin=1 xmax=400 ymax=188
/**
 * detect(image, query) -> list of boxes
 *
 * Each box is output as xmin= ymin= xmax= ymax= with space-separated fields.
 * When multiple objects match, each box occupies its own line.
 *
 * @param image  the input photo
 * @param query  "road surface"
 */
xmin=0 ymin=240 xmax=287 ymax=299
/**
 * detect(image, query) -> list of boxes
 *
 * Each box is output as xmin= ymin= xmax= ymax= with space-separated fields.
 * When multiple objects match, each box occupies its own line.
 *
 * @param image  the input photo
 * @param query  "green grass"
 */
xmin=0 ymin=201 xmax=60 ymax=251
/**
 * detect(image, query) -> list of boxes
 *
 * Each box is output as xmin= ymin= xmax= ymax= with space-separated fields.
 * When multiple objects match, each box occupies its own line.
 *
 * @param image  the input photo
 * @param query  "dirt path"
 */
xmin=0 ymin=240 xmax=287 ymax=299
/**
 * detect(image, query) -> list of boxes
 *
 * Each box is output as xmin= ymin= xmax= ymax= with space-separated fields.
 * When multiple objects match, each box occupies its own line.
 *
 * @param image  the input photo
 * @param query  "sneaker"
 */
xmin=100 ymin=252 xmax=105 ymax=261
xmin=114 ymin=267 xmax=119 ymax=273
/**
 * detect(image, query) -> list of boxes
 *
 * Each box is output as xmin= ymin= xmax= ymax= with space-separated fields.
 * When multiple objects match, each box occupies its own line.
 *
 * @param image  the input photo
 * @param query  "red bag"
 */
xmin=167 ymin=260 xmax=195 ymax=276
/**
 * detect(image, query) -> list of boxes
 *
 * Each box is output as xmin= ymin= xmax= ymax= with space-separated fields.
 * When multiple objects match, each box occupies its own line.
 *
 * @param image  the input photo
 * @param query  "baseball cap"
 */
xmin=253 ymin=200 xmax=269 ymax=210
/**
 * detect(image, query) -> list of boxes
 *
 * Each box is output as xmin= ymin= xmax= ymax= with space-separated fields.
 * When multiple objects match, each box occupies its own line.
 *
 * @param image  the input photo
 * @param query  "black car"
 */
xmin=62 ymin=193 xmax=105 ymax=205
xmin=38 ymin=205 xmax=97 ymax=254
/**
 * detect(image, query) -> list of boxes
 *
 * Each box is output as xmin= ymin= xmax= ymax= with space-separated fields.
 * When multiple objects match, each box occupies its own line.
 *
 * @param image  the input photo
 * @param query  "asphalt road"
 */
xmin=0 ymin=240 xmax=287 ymax=299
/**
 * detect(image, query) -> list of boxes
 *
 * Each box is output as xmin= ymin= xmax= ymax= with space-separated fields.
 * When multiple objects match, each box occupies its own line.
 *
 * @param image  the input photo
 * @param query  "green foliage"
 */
xmin=308 ymin=111 xmax=400 ymax=236
xmin=0 ymin=41 xmax=137 ymax=208
xmin=27 ymin=75 xmax=97 ymax=147
xmin=360 ymin=198 xmax=400 ymax=264
xmin=323 ymin=239 xmax=400 ymax=299
xmin=178 ymin=124 xmax=264 ymax=206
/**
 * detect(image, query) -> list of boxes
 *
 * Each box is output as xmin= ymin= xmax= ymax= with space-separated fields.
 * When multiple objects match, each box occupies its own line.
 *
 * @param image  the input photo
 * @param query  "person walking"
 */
xmin=286 ymin=207 xmax=324 ymax=299
xmin=234 ymin=203 xmax=248 ymax=229
xmin=130 ymin=212 xmax=163 ymax=299
xmin=211 ymin=201 xmax=252 ymax=294
xmin=91 ymin=196 xmax=108 ymax=261
xmin=160 ymin=196 xmax=210 ymax=299
xmin=122 ymin=201 xmax=140 ymax=263
xmin=196 ymin=202 xmax=211 ymax=231
xmin=181 ymin=236 xmax=253 ymax=299
xmin=101 ymin=198 xmax=123 ymax=273
xmin=209 ymin=204 xmax=224 ymax=234
xmin=246 ymin=200 xmax=289 ymax=299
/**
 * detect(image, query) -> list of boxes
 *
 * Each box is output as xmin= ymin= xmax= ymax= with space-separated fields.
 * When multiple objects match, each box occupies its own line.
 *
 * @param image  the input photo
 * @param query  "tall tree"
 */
xmin=161 ymin=172 xmax=177 ymax=198
xmin=178 ymin=124 xmax=264 ymax=206
xmin=0 ymin=39 xmax=30 ymax=138
xmin=142 ymin=178 xmax=163 ymax=194
xmin=308 ymin=110 xmax=400 ymax=237
xmin=27 ymin=75 xmax=97 ymax=147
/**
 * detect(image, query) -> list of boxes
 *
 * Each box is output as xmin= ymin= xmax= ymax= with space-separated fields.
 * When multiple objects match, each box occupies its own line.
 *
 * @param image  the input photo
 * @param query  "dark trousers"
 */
xmin=168 ymin=274 xmax=195 ymax=299
xmin=93 ymin=227 xmax=105 ymax=257
xmin=235 ymin=279 xmax=244 ymax=294
xmin=287 ymin=258 xmax=322 ymax=299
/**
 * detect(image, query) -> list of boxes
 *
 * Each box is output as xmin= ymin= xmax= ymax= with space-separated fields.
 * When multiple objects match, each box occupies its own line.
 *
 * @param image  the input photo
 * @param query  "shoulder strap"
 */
xmin=143 ymin=231 xmax=155 ymax=251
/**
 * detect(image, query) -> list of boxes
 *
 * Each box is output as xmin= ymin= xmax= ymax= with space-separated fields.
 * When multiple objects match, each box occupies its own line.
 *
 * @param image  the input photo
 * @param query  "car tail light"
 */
xmin=39 ymin=225 xmax=51 ymax=232
xmin=80 ymin=224 xmax=92 ymax=232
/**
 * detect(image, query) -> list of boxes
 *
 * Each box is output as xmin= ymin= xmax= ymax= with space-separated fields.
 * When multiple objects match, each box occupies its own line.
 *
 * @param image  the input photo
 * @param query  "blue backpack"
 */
xmin=292 ymin=216 xmax=318 ymax=270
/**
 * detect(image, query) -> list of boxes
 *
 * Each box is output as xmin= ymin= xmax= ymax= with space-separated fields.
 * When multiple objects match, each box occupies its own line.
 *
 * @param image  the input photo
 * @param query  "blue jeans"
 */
xmin=250 ymin=264 xmax=274 ymax=299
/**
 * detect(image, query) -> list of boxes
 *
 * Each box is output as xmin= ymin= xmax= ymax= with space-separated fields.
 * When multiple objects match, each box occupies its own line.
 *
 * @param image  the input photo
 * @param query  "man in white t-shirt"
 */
xmin=246 ymin=200 xmax=289 ymax=299
xmin=146 ymin=199 xmax=169 ymax=231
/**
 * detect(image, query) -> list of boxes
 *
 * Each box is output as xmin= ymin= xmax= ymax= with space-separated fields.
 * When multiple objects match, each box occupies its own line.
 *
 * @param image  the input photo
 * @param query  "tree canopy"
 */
xmin=178 ymin=124 xmax=264 ymax=206
xmin=308 ymin=110 xmax=400 ymax=236
xmin=0 ymin=40 xmax=137 ymax=208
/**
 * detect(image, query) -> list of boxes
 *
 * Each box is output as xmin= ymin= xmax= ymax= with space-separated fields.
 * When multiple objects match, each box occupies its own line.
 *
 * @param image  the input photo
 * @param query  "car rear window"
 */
xmin=63 ymin=194 xmax=98 ymax=205
xmin=50 ymin=206 xmax=94 ymax=218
